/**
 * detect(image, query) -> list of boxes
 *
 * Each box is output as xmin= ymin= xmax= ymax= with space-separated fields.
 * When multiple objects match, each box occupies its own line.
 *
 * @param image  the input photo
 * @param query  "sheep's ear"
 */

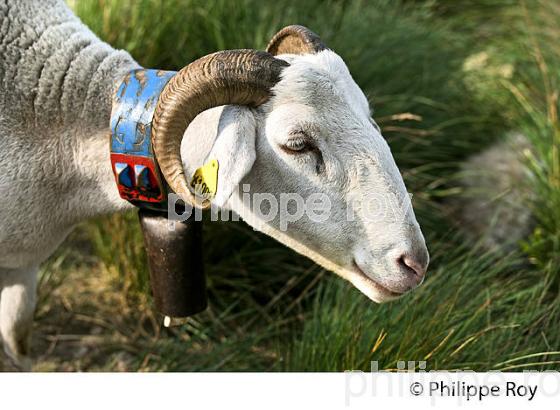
xmin=205 ymin=106 xmax=257 ymax=208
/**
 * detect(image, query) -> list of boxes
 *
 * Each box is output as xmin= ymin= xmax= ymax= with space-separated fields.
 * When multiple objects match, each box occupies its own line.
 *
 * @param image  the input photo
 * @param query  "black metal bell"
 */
xmin=138 ymin=209 xmax=207 ymax=320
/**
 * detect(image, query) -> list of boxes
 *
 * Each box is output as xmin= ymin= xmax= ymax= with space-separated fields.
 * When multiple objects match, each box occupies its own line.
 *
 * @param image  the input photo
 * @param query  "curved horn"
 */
xmin=266 ymin=25 xmax=326 ymax=56
xmin=152 ymin=49 xmax=288 ymax=207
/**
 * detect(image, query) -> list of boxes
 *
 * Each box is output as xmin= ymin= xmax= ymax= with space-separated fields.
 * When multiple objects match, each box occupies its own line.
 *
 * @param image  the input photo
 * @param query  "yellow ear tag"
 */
xmin=190 ymin=159 xmax=219 ymax=200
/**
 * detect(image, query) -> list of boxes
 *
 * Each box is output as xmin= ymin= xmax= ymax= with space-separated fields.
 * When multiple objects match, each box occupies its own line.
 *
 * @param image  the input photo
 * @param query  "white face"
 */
xmin=229 ymin=51 xmax=429 ymax=302
xmin=182 ymin=50 xmax=429 ymax=303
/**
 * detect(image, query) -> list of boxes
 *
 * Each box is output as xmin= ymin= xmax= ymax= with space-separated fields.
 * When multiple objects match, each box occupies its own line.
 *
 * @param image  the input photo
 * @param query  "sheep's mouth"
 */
xmin=351 ymin=260 xmax=404 ymax=300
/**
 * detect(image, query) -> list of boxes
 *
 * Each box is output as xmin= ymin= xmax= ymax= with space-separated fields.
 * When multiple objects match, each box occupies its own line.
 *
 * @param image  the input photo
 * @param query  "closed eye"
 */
xmin=279 ymin=132 xmax=315 ymax=154
xmin=279 ymin=131 xmax=325 ymax=174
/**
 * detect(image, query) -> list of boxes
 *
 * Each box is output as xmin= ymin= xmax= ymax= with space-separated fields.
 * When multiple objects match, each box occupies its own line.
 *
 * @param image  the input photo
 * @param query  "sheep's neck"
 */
xmin=0 ymin=0 xmax=139 ymax=225
xmin=0 ymin=0 xmax=138 ymax=131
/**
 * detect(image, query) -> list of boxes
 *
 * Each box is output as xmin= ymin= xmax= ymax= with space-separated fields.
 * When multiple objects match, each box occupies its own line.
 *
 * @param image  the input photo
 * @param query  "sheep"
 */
xmin=0 ymin=0 xmax=429 ymax=370
xmin=453 ymin=132 xmax=534 ymax=250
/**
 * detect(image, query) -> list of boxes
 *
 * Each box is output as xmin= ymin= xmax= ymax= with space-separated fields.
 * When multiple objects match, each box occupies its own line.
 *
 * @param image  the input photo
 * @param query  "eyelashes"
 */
xmin=279 ymin=134 xmax=315 ymax=154
xmin=279 ymin=131 xmax=325 ymax=174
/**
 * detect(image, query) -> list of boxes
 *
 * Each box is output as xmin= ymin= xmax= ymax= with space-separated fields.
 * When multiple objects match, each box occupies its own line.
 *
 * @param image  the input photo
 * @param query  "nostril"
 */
xmin=397 ymin=255 xmax=426 ymax=279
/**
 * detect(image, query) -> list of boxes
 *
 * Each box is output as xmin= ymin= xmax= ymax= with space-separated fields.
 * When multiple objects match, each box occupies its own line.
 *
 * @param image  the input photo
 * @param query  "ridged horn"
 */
xmin=152 ymin=49 xmax=289 ymax=208
xmin=266 ymin=25 xmax=326 ymax=56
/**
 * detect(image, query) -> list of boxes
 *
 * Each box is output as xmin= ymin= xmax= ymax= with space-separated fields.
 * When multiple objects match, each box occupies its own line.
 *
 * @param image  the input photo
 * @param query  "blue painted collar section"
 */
xmin=110 ymin=69 xmax=177 ymax=209
xmin=110 ymin=69 xmax=177 ymax=156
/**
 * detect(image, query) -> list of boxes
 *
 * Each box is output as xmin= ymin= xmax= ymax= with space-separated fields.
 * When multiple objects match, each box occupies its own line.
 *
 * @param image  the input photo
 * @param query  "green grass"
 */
xmin=29 ymin=0 xmax=560 ymax=371
xmin=285 ymin=240 xmax=560 ymax=371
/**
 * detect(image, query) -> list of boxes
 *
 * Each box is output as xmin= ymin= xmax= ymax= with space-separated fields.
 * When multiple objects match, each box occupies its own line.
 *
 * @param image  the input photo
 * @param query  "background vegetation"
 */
xmin=16 ymin=0 xmax=560 ymax=371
